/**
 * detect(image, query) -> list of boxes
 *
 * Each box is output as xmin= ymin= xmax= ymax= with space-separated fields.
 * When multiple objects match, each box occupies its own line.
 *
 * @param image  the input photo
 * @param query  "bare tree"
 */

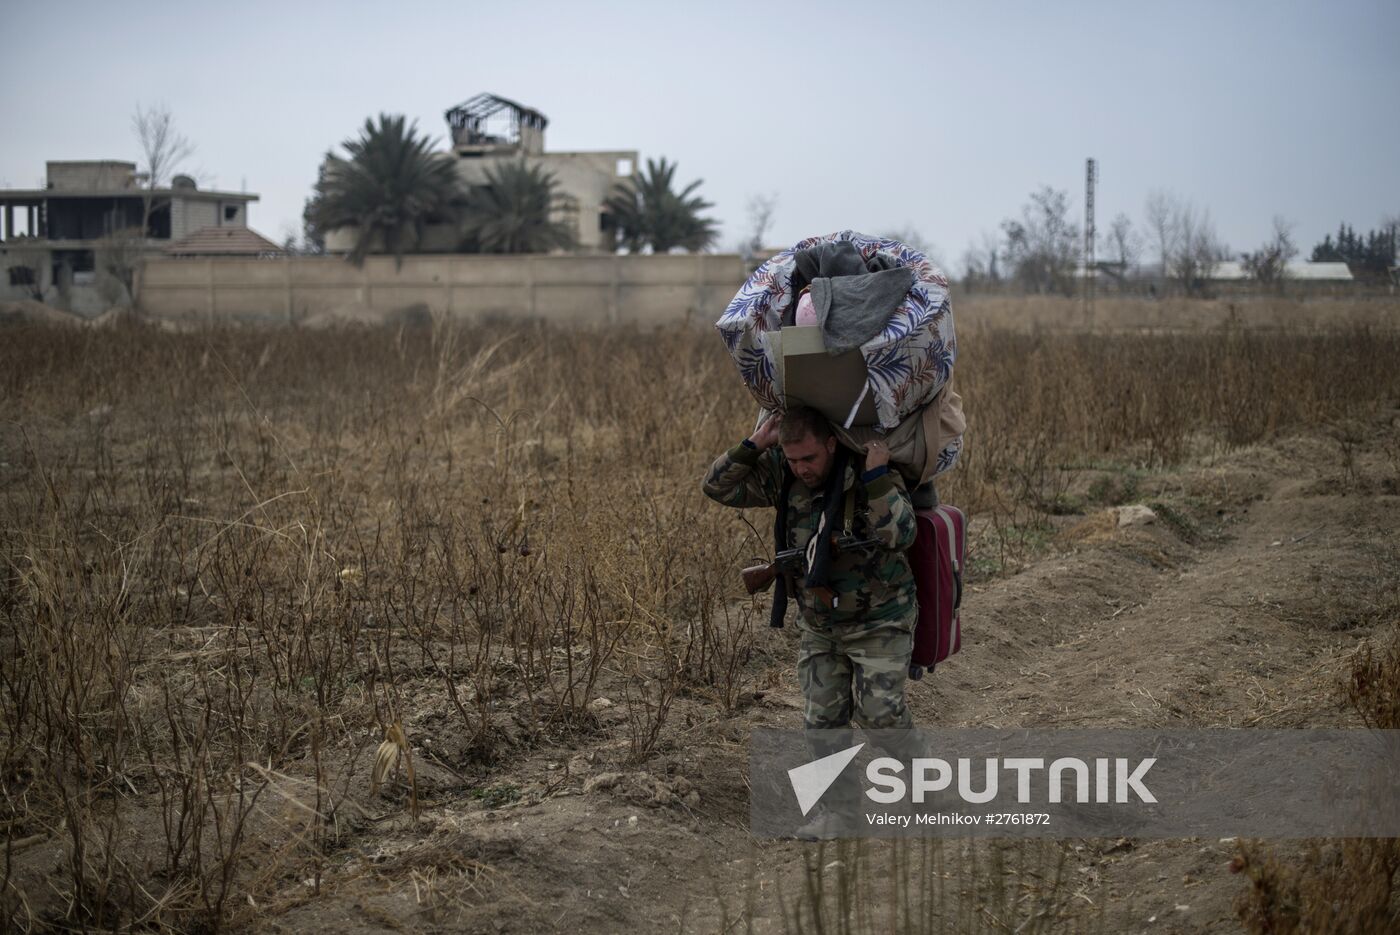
xmin=980 ymin=230 xmax=1000 ymax=282
xmin=119 ymin=104 xmax=194 ymax=309
xmin=1143 ymin=189 xmax=1179 ymax=288
xmin=740 ymin=193 xmax=778 ymax=262
xmin=1001 ymin=186 xmax=1080 ymax=295
xmin=1170 ymin=203 xmax=1228 ymax=296
xmin=960 ymin=231 xmax=1001 ymax=290
xmin=1104 ymin=213 xmax=1141 ymax=279
xmin=132 ymin=103 xmax=194 ymax=237
xmin=1240 ymin=216 xmax=1297 ymax=290
xmin=883 ymin=225 xmax=942 ymax=264
xmin=1142 ymin=190 xmax=1228 ymax=295
xmin=96 ymin=228 xmax=146 ymax=306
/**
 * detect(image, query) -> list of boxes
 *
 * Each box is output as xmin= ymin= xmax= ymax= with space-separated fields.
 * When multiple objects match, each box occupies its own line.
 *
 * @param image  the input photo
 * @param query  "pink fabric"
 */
xmin=795 ymin=290 xmax=818 ymax=326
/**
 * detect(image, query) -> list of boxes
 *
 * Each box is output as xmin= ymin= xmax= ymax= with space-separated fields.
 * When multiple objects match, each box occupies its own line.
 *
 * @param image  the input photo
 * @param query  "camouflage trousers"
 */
xmin=798 ymin=607 xmax=918 ymax=815
xmin=797 ymin=607 xmax=916 ymax=731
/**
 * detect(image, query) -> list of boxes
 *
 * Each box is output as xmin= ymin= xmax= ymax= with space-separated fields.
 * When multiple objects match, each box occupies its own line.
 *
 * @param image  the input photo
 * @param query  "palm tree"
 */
xmin=308 ymin=114 xmax=463 ymax=266
xmin=605 ymin=157 xmax=718 ymax=253
xmin=460 ymin=160 xmax=576 ymax=254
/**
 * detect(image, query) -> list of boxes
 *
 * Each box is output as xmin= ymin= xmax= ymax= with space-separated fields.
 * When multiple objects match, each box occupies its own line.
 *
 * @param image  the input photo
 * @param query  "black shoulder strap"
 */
xmin=770 ymin=463 xmax=796 ymax=629
xmin=804 ymin=446 xmax=850 ymax=592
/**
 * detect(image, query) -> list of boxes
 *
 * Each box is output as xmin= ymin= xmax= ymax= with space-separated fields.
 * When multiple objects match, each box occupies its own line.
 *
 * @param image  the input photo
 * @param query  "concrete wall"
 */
xmin=0 ymin=244 xmax=112 ymax=316
xmin=47 ymin=161 xmax=139 ymax=191
xmin=172 ymin=198 xmax=219 ymax=240
xmin=137 ymin=253 xmax=750 ymax=326
xmin=528 ymin=150 xmax=635 ymax=251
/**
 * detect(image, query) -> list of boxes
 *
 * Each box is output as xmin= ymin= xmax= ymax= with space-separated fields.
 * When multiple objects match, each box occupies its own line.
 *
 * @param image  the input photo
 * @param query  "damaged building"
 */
xmin=323 ymin=93 xmax=638 ymax=255
xmin=0 ymin=161 xmax=264 ymax=314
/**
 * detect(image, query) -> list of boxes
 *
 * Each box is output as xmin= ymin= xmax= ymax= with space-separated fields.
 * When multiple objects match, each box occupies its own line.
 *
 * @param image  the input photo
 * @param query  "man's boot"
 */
xmin=792 ymin=804 xmax=861 ymax=840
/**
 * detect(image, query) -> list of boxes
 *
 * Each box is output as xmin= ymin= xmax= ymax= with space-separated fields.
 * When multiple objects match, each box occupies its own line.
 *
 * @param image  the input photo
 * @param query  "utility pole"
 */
xmin=1084 ymin=157 xmax=1096 ymax=323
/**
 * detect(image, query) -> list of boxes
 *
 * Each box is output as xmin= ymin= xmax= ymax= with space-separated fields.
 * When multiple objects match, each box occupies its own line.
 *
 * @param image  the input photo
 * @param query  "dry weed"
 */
xmin=1 ymin=314 xmax=1398 ymax=929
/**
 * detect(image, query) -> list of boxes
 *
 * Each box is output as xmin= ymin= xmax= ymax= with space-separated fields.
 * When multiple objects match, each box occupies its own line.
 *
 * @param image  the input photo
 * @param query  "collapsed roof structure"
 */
xmin=445 ymin=93 xmax=549 ymax=155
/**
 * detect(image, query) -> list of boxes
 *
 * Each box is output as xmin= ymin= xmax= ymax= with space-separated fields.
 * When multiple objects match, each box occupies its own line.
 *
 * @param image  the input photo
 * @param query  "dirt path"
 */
xmin=265 ymin=419 xmax=1400 ymax=934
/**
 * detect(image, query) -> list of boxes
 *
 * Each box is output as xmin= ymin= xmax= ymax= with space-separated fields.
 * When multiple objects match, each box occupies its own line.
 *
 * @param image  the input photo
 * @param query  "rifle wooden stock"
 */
xmin=740 ymin=539 xmax=878 ymax=597
xmin=742 ymin=563 xmax=778 ymax=594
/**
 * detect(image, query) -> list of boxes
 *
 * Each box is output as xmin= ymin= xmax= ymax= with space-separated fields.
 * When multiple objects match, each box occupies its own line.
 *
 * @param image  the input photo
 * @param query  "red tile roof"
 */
xmin=166 ymin=225 xmax=283 ymax=256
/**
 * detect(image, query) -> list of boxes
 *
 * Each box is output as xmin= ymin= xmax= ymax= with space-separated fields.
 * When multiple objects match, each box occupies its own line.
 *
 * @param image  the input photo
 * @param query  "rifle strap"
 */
xmin=770 ymin=444 xmax=855 ymax=626
xmin=770 ymin=463 xmax=796 ymax=629
xmin=803 ymin=446 xmax=851 ymax=593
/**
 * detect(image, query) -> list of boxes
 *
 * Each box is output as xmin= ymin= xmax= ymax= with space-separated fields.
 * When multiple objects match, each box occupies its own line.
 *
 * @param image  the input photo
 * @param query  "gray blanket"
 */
xmin=793 ymin=241 xmax=916 ymax=355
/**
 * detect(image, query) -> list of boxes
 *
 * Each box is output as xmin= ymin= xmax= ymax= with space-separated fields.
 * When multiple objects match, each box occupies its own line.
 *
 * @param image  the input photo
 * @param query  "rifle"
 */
xmin=741 ymin=534 xmax=884 ymax=595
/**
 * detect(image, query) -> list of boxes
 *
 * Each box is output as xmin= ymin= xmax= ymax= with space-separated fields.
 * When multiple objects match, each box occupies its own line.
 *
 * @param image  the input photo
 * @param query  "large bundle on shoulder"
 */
xmin=716 ymin=230 xmax=965 ymax=487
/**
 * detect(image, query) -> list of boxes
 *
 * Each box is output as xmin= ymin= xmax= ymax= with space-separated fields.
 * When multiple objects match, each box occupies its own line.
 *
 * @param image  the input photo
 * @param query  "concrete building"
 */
xmin=1205 ymin=260 xmax=1354 ymax=282
xmin=324 ymin=93 xmax=637 ymax=256
xmin=0 ymin=160 xmax=261 ymax=313
xmin=1064 ymin=259 xmax=1368 ymax=299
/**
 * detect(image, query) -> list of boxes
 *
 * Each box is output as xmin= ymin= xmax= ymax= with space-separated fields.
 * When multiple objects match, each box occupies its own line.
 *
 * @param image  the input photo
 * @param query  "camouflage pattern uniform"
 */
xmin=703 ymin=440 xmax=918 ymax=732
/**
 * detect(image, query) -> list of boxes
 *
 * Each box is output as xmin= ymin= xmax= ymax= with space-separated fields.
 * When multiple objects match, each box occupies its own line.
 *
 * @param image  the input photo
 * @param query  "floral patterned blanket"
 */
xmin=716 ymin=230 xmax=962 ymax=475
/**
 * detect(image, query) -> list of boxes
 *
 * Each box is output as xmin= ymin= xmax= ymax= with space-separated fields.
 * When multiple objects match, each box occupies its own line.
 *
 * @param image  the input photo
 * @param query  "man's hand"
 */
xmin=864 ymin=439 xmax=890 ymax=470
xmin=749 ymin=413 xmax=781 ymax=450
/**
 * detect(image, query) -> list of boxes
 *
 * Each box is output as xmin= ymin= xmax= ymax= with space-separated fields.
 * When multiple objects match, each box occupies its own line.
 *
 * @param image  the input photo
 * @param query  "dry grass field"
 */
xmin=2 ymin=299 xmax=1399 ymax=933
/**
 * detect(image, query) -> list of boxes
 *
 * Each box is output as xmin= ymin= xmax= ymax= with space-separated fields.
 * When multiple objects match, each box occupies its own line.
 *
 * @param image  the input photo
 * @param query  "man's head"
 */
xmin=780 ymin=406 xmax=838 ymax=489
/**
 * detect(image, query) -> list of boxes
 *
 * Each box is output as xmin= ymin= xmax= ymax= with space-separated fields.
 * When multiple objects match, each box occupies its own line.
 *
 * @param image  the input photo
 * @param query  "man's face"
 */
xmin=782 ymin=432 xmax=838 ymax=489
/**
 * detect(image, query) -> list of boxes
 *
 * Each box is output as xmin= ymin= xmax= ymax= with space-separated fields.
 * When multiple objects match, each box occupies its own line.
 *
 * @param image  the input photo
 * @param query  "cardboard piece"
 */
xmin=773 ymin=325 xmax=878 ymax=427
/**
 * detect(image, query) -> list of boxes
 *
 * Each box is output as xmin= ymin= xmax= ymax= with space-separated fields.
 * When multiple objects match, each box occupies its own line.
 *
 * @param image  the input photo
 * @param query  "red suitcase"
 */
xmin=909 ymin=505 xmax=966 ymax=676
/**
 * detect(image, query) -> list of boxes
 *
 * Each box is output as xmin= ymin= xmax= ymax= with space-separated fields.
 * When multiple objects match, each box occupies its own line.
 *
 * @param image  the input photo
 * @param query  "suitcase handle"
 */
xmin=937 ymin=507 xmax=964 ymax=613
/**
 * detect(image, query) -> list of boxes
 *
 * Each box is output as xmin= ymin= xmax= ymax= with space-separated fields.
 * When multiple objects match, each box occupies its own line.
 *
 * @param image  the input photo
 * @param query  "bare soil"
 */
xmin=82 ymin=413 xmax=1388 ymax=934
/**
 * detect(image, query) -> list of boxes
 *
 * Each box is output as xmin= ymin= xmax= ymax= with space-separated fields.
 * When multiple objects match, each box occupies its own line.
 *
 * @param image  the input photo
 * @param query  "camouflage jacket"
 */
xmin=703 ymin=441 xmax=917 ymax=627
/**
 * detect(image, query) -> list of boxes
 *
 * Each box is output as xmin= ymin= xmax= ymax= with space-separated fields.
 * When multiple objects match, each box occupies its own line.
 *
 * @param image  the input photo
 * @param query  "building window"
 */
xmin=8 ymin=266 xmax=36 ymax=286
xmin=148 ymin=201 xmax=172 ymax=239
xmin=223 ymin=205 xmax=238 ymax=222
xmin=615 ymin=158 xmax=633 ymax=177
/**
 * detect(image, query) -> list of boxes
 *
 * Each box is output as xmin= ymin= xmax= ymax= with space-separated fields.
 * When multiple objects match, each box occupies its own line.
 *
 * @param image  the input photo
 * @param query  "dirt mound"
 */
xmin=300 ymin=301 xmax=382 ymax=328
xmin=0 ymin=299 xmax=83 ymax=327
xmin=300 ymin=302 xmax=435 ymax=329
xmin=87 ymin=305 xmax=146 ymax=329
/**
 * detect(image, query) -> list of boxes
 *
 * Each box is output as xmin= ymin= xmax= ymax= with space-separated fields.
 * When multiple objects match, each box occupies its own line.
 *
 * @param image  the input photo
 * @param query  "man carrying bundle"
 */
xmin=702 ymin=405 xmax=919 ymax=736
xmin=708 ymin=231 xmax=964 ymax=835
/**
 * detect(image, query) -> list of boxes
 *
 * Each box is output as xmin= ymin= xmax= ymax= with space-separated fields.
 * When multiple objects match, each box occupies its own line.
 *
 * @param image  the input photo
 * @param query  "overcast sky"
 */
xmin=3 ymin=0 xmax=1396 ymax=272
